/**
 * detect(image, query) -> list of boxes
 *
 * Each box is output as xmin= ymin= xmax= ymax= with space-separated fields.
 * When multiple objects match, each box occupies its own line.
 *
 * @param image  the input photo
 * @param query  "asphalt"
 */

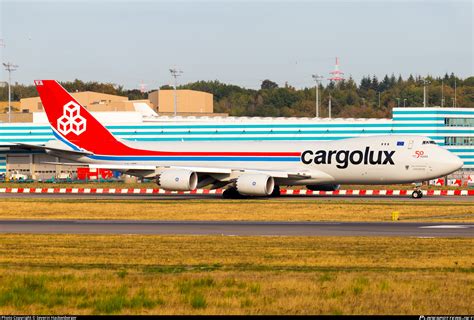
xmin=0 ymin=193 xmax=472 ymax=202
xmin=0 ymin=220 xmax=472 ymax=237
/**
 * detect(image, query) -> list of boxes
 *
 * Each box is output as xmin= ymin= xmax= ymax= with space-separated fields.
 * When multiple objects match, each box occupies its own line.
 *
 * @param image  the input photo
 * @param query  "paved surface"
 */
xmin=0 ymin=220 xmax=472 ymax=237
xmin=0 ymin=193 xmax=472 ymax=202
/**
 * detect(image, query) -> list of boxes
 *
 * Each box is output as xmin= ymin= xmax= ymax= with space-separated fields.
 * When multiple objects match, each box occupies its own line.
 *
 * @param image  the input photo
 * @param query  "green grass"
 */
xmin=0 ymin=234 xmax=472 ymax=315
xmin=0 ymin=198 xmax=472 ymax=222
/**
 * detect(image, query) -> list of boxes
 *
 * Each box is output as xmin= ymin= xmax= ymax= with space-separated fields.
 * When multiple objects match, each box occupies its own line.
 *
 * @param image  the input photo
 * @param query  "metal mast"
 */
xmin=454 ymin=78 xmax=457 ymax=108
xmin=169 ymin=68 xmax=183 ymax=116
xmin=328 ymin=94 xmax=332 ymax=119
xmin=441 ymin=79 xmax=445 ymax=107
xmin=3 ymin=62 xmax=19 ymax=123
xmin=311 ymin=74 xmax=323 ymax=117
xmin=421 ymin=78 xmax=430 ymax=108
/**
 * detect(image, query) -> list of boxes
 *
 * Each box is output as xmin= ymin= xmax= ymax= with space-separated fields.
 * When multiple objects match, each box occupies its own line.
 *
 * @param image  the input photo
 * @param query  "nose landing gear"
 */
xmin=411 ymin=183 xmax=423 ymax=199
xmin=411 ymin=190 xmax=423 ymax=198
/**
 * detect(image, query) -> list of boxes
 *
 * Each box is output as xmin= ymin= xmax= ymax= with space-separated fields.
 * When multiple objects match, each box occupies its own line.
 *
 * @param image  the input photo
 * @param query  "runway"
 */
xmin=0 ymin=193 xmax=471 ymax=202
xmin=0 ymin=220 xmax=472 ymax=237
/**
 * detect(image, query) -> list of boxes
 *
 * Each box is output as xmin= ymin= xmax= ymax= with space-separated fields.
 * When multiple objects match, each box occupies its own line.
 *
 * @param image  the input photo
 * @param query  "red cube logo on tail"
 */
xmin=57 ymin=101 xmax=87 ymax=135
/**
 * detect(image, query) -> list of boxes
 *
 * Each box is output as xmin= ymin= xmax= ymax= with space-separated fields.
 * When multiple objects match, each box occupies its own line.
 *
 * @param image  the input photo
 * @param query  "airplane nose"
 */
xmin=446 ymin=153 xmax=464 ymax=173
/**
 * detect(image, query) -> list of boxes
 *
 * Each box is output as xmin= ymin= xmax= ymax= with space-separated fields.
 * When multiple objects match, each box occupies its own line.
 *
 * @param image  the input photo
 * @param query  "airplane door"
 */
xmin=408 ymin=140 xmax=414 ymax=149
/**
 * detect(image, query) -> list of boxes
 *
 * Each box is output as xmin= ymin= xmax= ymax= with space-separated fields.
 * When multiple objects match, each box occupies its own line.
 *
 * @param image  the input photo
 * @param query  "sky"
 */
xmin=0 ymin=0 xmax=472 ymax=90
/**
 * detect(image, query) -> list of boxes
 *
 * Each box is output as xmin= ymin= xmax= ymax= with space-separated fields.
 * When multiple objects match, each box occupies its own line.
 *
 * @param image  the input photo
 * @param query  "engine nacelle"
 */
xmin=236 ymin=174 xmax=274 ymax=196
xmin=157 ymin=170 xmax=198 ymax=191
xmin=306 ymin=184 xmax=340 ymax=191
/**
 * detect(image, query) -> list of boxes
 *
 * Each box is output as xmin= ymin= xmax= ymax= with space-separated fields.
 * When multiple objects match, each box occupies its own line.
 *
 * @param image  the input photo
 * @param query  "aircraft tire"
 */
xmin=411 ymin=190 xmax=423 ymax=199
xmin=270 ymin=185 xmax=281 ymax=197
xmin=223 ymin=187 xmax=245 ymax=199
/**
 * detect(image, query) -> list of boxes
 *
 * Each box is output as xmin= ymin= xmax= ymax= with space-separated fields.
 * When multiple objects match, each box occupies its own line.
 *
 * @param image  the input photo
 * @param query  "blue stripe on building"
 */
xmin=0 ymin=107 xmax=472 ymax=169
xmin=393 ymin=110 xmax=474 ymax=115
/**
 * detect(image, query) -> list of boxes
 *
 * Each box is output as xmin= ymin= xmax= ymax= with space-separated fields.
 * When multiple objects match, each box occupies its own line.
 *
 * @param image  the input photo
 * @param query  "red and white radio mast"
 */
xmin=329 ymin=57 xmax=345 ymax=82
xmin=139 ymin=80 xmax=148 ymax=93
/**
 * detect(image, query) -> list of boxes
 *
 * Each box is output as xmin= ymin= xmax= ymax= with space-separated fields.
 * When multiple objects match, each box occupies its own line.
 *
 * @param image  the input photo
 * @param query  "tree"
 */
xmin=463 ymin=77 xmax=474 ymax=86
xmin=371 ymin=76 xmax=379 ymax=91
xmin=260 ymin=79 xmax=278 ymax=90
xmin=359 ymin=76 xmax=371 ymax=92
xmin=397 ymin=75 xmax=403 ymax=84
xmin=380 ymin=75 xmax=391 ymax=91
xmin=2 ymin=74 xmax=473 ymax=118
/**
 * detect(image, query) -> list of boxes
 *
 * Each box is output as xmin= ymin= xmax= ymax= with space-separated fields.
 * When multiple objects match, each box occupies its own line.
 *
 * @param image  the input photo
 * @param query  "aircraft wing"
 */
xmin=165 ymin=166 xmax=330 ymax=181
xmin=88 ymin=164 xmax=309 ymax=177
xmin=86 ymin=164 xmax=333 ymax=182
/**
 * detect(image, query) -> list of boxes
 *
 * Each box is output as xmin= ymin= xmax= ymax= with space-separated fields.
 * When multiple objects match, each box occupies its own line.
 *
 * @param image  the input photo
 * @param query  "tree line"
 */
xmin=1 ymin=74 xmax=473 ymax=118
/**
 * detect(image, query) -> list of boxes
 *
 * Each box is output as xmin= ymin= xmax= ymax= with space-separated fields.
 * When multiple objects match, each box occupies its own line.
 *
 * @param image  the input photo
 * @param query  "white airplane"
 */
xmin=11 ymin=80 xmax=464 ymax=198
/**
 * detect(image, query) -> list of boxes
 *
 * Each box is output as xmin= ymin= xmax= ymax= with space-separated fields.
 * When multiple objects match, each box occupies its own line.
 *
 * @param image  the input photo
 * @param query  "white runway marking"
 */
xmin=419 ymin=225 xmax=470 ymax=229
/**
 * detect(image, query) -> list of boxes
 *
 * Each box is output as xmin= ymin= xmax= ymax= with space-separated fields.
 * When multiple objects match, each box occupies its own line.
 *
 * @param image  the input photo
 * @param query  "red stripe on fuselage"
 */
xmin=103 ymin=150 xmax=302 ymax=157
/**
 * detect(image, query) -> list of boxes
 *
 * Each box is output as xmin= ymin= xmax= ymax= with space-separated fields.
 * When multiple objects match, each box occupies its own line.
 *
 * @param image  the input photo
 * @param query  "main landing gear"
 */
xmin=271 ymin=185 xmax=281 ymax=197
xmin=222 ymin=185 xmax=281 ymax=199
xmin=222 ymin=187 xmax=246 ymax=199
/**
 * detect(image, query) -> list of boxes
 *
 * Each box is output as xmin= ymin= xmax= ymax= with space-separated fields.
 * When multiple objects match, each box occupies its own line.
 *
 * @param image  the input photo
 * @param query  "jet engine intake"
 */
xmin=157 ymin=170 xmax=198 ymax=191
xmin=236 ymin=174 xmax=274 ymax=196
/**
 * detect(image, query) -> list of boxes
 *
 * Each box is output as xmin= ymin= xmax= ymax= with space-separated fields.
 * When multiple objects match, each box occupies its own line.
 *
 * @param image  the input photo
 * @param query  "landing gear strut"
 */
xmin=222 ymin=185 xmax=281 ymax=199
xmin=271 ymin=185 xmax=281 ymax=197
xmin=222 ymin=187 xmax=245 ymax=199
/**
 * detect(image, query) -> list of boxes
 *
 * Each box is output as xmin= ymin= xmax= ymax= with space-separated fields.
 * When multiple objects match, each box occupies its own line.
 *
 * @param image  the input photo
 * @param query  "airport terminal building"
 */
xmin=0 ymin=107 xmax=472 ymax=180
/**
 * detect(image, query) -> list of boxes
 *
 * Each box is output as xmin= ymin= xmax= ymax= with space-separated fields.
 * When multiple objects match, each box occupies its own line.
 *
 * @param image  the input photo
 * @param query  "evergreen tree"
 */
xmin=360 ymin=76 xmax=371 ymax=91
xmin=397 ymin=74 xmax=403 ymax=84
xmin=371 ymin=76 xmax=379 ymax=91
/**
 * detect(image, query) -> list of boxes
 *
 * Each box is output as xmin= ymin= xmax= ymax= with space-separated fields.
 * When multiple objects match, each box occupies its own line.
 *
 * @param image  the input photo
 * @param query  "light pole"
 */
xmin=454 ymin=78 xmax=457 ymax=108
xmin=441 ymin=79 xmax=445 ymax=107
xmin=3 ymin=62 xmax=19 ymax=123
xmin=328 ymin=94 xmax=332 ymax=119
xmin=169 ymin=68 xmax=183 ymax=116
xmin=311 ymin=74 xmax=323 ymax=117
xmin=396 ymin=98 xmax=400 ymax=108
xmin=421 ymin=78 xmax=431 ymax=108
xmin=403 ymin=98 xmax=407 ymax=107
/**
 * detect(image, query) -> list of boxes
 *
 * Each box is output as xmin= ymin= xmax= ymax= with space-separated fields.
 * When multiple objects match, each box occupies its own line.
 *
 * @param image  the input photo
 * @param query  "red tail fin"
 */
xmin=35 ymin=80 xmax=126 ymax=154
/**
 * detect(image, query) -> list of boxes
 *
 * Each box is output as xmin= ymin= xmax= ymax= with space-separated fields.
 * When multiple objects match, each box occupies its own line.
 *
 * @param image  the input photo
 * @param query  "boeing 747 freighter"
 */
xmin=7 ymin=80 xmax=462 ymax=199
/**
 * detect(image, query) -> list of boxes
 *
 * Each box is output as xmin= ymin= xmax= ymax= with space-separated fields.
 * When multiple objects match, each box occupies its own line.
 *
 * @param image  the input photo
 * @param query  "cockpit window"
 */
xmin=422 ymin=141 xmax=436 ymax=145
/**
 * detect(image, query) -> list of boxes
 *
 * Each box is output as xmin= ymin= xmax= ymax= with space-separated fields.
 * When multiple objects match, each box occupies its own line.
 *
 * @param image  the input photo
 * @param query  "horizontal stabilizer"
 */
xmin=15 ymin=143 xmax=92 ymax=155
xmin=41 ymin=161 xmax=89 ymax=166
xmin=1 ymin=142 xmax=92 ymax=156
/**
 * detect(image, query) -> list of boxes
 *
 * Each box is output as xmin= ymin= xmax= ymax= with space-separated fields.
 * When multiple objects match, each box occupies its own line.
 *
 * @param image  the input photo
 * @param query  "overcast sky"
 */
xmin=0 ymin=0 xmax=472 ymax=89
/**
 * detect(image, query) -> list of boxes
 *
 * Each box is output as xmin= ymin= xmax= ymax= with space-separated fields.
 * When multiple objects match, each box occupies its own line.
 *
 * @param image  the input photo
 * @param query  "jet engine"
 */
xmin=236 ymin=174 xmax=274 ymax=196
xmin=157 ymin=170 xmax=198 ymax=191
xmin=306 ymin=184 xmax=340 ymax=191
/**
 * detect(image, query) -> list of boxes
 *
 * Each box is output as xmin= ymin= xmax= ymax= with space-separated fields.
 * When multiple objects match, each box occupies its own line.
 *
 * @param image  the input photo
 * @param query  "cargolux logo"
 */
xmin=301 ymin=147 xmax=395 ymax=169
xmin=57 ymin=101 xmax=86 ymax=136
